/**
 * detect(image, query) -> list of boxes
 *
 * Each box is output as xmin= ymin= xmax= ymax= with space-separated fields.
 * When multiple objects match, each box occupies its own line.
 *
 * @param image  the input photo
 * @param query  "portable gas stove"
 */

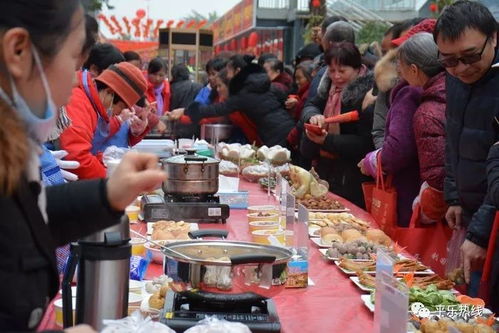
xmin=141 ymin=193 xmax=229 ymax=223
xmin=160 ymin=290 xmax=281 ymax=333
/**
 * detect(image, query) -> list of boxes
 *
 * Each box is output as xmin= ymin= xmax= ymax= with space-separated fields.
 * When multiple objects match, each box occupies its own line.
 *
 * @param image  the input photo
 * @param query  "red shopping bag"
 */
xmin=362 ymin=182 xmax=374 ymax=213
xmin=370 ymin=154 xmax=397 ymax=237
xmin=479 ymin=211 xmax=499 ymax=305
xmin=393 ymin=202 xmax=453 ymax=276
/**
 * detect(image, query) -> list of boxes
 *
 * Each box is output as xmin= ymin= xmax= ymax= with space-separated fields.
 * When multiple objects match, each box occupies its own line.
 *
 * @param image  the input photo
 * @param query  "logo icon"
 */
xmin=410 ymin=302 xmax=431 ymax=318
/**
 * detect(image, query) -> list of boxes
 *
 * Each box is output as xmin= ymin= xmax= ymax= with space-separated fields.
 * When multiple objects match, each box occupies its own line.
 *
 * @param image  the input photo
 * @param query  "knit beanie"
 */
xmin=95 ymin=62 xmax=147 ymax=108
xmin=391 ymin=19 xmax=437 ymax=47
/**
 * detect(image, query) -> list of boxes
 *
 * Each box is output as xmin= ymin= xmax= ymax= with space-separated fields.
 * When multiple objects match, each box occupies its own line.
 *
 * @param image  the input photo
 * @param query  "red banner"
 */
xmin=213 ymin=0 xmax=254 ymax=44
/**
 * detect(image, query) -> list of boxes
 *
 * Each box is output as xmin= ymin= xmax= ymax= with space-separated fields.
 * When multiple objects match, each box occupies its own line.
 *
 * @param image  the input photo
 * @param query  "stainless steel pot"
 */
xmin=200 ymin=124 xmax=233 ymax=142
xmin=161 ymin=149 xmax=219 ymax=194
xmin=162 ymin=230 xmax=293 ymax=298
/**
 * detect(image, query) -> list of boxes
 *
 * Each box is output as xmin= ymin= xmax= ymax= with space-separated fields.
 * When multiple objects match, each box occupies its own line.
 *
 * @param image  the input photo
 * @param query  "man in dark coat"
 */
xmin=434 ymin=0 xmax=499 ymax=304
xmin=170 ymin=64 xmax=203 ymax=110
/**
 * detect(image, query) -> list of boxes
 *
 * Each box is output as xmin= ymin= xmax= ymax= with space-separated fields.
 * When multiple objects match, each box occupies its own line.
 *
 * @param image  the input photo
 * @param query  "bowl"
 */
xmin=248 ymin=205 xmax=279 ymax=215
xmin=251 ymin=229 xmax=286 ymax=246
xmin=249 ymin=221 xmax=280 ymax=232
xmin=125 ymin=205 xmax=140 ymax=223
xmin=54 ymin=298 xmax=75 ymax=328
xmin=247 ymin=212 xmax=280 ymax=222
xmin=130 ymin=238 xmax=147 ymax=256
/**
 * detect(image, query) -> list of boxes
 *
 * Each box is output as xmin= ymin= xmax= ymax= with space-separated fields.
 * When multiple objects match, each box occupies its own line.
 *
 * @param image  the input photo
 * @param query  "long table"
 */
xmin=39 ymin=180 xmax=376 ymax=332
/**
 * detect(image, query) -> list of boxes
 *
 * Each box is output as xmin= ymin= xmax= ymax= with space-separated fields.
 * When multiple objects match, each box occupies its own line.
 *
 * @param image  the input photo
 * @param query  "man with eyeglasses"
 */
xmin=434 ymin=0 xmax=498 ymax=307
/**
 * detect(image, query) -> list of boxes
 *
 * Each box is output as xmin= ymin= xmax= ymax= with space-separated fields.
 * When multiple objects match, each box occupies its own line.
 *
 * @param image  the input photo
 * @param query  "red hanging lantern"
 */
xmin=136 ymin=9 xmax=146 ymax=19
xmin=186 ymin=20 xmax=196 ymax=29
xmin=167 ymin=20 xmax=175 ymax=28
xmin=248 ymin=32 xmax=259 ymax=47
xmin=197 ymin=20 xmax=208 ymax=29
xmin=176 ymin=20 xmax=185 ymax=28
xmin=429 ymin=2 xmax=438 ymax=12
xmin=123 ymin=17 xmax=131 ymax=34
xmin=312 ymin=0 xmax=321 ymax=8
xmin=230 ymin=39 xmax=237 ymax=51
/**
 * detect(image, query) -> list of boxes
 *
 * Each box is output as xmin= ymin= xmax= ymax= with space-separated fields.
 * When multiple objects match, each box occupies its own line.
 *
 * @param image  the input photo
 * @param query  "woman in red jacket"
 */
xmin=145 ymin=57 xmax=171 ymax=116
xmin=60 ymin=62 xmax=151 ymax=179
xmin=398 ymin=32 xmax=448 ymax=225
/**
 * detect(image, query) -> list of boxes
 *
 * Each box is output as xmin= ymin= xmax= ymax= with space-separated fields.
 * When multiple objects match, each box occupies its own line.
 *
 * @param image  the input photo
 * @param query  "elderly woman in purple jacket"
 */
xmin=358 ymin=47 xmax=423 ymax=227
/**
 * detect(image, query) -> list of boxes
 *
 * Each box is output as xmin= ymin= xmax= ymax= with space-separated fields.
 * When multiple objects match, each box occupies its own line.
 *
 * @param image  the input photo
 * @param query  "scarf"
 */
xmin=154 ymin=83 xmax=164 ymax=116
xmin=323 ymin=65 xmax=367 ymax=134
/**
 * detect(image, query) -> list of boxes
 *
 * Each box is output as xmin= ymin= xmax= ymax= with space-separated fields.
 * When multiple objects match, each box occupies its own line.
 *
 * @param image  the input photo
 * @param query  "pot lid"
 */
xmin=165 ymin=149 xmax=219 ymax=165
xmin=162 ymin=240 xmax=293 ymax=265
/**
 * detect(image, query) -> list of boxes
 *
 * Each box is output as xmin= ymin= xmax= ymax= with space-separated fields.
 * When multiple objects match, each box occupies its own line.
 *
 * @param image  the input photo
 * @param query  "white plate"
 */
xmin=334 ymin=260 xmax=435 ymax=275
xmin=361 ymin=294 xmax=374 ymax=312
xmin=310 ymin=237 xmax=330 ymax=248
xmin=318 ymin=248 xmax=375 ymax=262
xmin=308 ymin=227 xmax=320 ymax=237
xmin=296 ymin=208 xmax=350 ymax=213
xmin=350 ymin=276 xmax=374 ymax=292
xmin=146 ymin=222 xmax=199 ymax=235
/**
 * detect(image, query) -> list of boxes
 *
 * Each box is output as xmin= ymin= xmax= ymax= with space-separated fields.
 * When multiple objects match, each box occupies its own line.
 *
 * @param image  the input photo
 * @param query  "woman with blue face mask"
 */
xmin=0 ymin=1 xmax=166 ymax=331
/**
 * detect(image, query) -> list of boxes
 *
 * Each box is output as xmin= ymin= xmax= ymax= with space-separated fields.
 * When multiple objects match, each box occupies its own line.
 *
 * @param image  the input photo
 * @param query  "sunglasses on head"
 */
xmin=438 ymin=36 xmax=489 ymax=68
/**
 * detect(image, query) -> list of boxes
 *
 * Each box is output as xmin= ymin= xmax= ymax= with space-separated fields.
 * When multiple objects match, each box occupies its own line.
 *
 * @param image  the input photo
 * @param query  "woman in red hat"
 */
xmin=60 ymin=62 xmax=153 ymax=179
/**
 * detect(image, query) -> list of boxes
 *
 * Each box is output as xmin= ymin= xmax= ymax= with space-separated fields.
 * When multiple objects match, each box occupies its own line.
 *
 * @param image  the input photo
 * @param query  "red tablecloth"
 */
xmin=38 ymin=180 xmax=375 ymax=332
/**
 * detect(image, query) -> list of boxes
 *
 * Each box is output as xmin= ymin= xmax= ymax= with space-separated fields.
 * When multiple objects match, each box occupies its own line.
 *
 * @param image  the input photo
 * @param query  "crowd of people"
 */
xmin=0 ymin=0 xmax=498 ymax=331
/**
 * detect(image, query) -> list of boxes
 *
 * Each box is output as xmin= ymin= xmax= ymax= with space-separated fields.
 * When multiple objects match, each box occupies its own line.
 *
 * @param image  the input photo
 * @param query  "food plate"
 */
xmin=318 ymin=248 xmax=374 ymax=262
xmin=361 ymin=294 xmax=374 ymax=312
xmin=310 ymin=237 xmax=330 ymax=248
xmin=350 ymin=276 xmax=374 ymax=292
xmin=297 ymin=208 xmax=350 ymax=213
xmin=139 ymin=294 xmax=161 ymax=319
xmin=334 ymin=260 xmax=435 ymax=275
xmin=308 ymin=227 xmax=320 ymax=237
xmin=146 ymin=222 xmax=199 ymax=235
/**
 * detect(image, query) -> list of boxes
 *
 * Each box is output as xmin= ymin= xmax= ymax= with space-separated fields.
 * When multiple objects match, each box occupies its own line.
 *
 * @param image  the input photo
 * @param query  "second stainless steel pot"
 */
xmin=161 ymin=149 xmax=219 ymax=194
xmin=162 ymin=230 xmax=293 ymax=298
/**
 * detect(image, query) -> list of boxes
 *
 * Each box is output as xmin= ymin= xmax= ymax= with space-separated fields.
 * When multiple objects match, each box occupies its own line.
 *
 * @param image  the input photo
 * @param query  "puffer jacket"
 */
xmin=380 ymin=81 xmax=422 ymax=226
xmin=445 ymin=50 xmax=499 ymax=249
xmin=185 ymin=64 xmax=295 ymax=147
xmin=413 ymin=71 xmax=447 ymax=190
xmin=300 ymin=71 xmax=375 ymax=208
xmin=485 ymin=143 xmax=499 ymax=313
xmin=170 ymin=79 xmax=203 ymax=110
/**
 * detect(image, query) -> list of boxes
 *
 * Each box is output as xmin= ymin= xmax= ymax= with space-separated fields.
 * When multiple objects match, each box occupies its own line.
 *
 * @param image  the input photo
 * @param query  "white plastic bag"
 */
xmin=101 ymin=311 xmax=175 ymax=333
xmin=445 ymin=228 xmax=466 ymax=285
xmin=184 ymin=317 xmax=251 ymax=333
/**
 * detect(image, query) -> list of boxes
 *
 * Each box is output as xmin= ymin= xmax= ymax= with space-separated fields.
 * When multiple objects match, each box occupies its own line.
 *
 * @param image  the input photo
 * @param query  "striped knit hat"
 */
xmin=95 ymin=62 xmax=147 ymax=108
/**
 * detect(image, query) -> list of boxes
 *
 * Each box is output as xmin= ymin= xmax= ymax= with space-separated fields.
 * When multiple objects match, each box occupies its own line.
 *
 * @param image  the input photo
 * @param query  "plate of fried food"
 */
xmin=297 ymin=195 xmax=348 ymax=212
xmin=140 ymin=275 xmax=173 ymax=318
xmin=335 ymin=258 xmax=433 ymax=275
xmin=308 ymin=212 xmax=369 ymax=230
xmin=147 ymin=220 xmax=198 ymax=239
xmin=351 ymin=272 xmax=455 ymax=292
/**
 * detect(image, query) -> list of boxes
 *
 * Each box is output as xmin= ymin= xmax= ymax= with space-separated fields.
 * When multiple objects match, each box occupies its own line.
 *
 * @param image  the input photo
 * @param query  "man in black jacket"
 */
xmin=434 ymin=0 xmax=499 ymax=299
